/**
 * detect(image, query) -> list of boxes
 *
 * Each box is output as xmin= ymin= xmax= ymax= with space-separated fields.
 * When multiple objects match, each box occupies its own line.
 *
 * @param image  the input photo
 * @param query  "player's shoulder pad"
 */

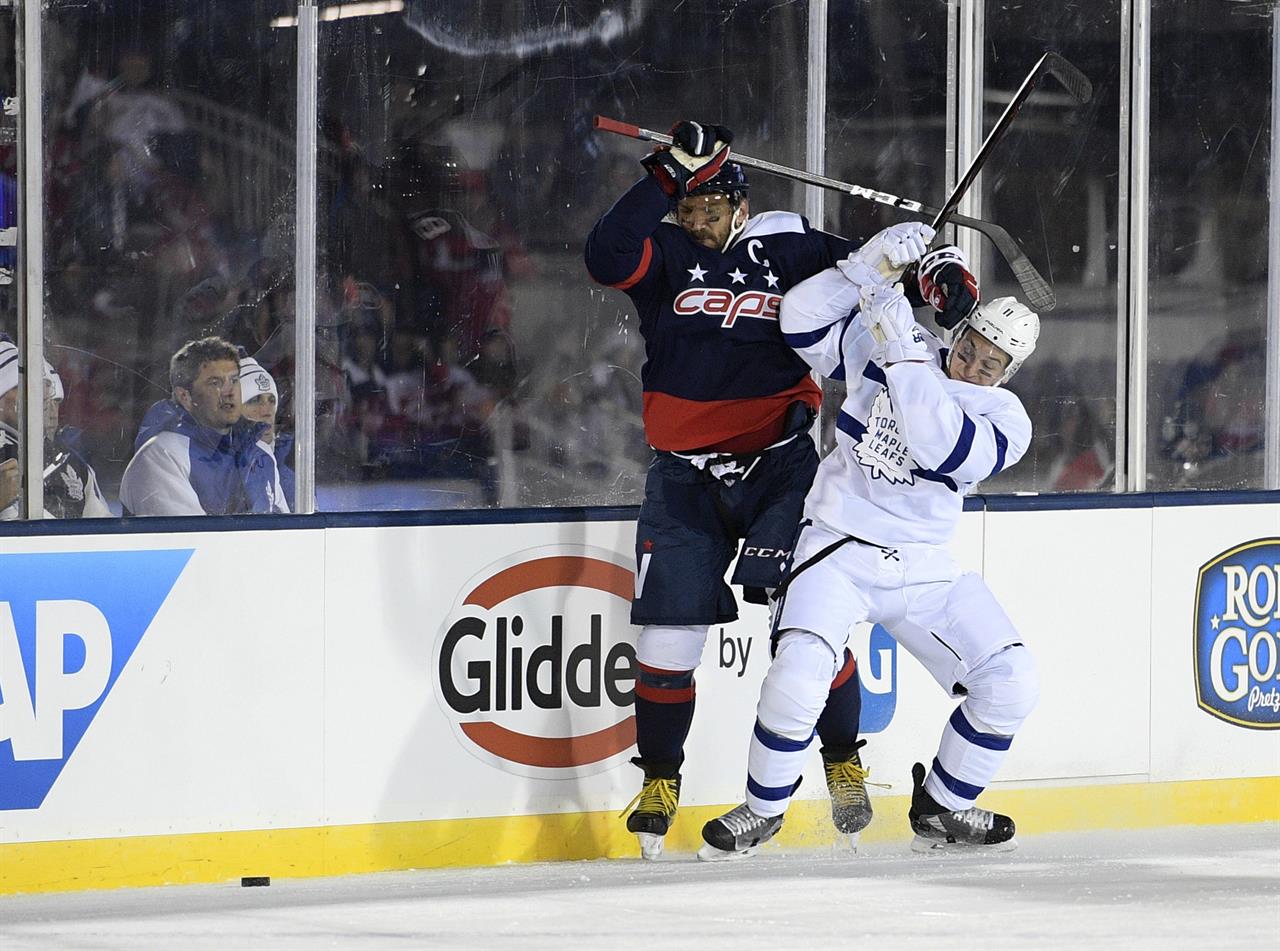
xmin=739 ymin=211 xmax=806 ymax=239
xmin=975 ymin=381 xmax=1031 ymax=424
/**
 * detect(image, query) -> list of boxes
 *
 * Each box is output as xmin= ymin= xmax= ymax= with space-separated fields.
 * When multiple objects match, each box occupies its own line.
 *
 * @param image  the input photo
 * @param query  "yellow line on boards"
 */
xmin=3 ymin=775 xmax=1276 ymax=896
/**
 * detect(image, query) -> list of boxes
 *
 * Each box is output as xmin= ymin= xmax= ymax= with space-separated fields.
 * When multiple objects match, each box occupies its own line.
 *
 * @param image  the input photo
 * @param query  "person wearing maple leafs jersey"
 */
xmin=700 ymin=262 xmax=1041 ymax=860
xmin=0 ymin=337 xmax=110 ymax=520
xmin=584 ymin=119 xmax=977 ymax=859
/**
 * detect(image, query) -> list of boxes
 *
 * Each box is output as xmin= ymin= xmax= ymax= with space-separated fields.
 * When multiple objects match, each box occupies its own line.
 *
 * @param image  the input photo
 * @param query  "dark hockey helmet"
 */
xmin=688 ymin=161 xmax=749 ymax=205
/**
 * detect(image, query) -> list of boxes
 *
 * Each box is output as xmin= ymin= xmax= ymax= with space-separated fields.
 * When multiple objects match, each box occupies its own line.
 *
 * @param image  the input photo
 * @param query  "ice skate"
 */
xmin=620 ymin=758 xmax=681 ymax=860
xmin=908 ymin=762 xmax=1017 ymax=853
xmin=697 ymin=802 xmax=785 ymax=862
xmin=821 ymin=739 xmax=881 ymax=849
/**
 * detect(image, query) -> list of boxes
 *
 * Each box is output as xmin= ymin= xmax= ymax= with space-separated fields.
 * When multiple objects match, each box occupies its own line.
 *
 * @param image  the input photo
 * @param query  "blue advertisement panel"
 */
xmin=1193 ymin=539 xmax=1280 ymax=730
xmin=860 ymin=624 xmax=898 ymax=734
xmin=0 ymin=550 xmax=193 ymax=810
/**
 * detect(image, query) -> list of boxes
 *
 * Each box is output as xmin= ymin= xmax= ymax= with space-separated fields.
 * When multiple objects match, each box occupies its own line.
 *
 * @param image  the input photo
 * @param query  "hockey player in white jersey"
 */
xmin=700 ymin=227 xmax=1041 ymax=859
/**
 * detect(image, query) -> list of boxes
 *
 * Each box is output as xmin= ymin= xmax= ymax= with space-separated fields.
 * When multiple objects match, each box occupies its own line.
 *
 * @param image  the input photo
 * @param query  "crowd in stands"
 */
xmin=3 ymin=30 xmax=542 ymax=516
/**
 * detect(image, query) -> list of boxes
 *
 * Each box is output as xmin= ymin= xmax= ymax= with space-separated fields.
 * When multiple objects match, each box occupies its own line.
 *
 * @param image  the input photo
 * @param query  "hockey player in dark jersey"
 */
xmin=584 ymin=120 xmax=976 ymax=859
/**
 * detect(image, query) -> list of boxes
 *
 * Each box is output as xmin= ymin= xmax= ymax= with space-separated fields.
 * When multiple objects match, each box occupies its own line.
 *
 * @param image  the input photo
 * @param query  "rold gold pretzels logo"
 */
xmin=435 ymin=545 xmax=638 ymax=777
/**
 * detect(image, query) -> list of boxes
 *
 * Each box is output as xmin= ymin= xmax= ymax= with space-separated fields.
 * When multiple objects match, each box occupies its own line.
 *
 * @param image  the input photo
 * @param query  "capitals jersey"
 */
xmin=584 ymin=175 xmax=855 ymax=453
xmin=780 ymin=268 xmax=1032 ymax=546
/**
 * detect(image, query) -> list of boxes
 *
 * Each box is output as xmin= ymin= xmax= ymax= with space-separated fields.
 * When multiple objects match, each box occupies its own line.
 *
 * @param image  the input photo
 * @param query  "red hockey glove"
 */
xmin=641 ymin=120 xmax=733 ymax=199
xmin=918 ymin=246 xmax=979 ymax=331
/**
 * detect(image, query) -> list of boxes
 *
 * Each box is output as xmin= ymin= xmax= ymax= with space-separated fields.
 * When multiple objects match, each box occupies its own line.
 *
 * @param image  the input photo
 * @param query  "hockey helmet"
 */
xmin=688 ymin=161 xmax=749 ymax=204
xmin=952 ymin=296 xmax=1039 ymax=384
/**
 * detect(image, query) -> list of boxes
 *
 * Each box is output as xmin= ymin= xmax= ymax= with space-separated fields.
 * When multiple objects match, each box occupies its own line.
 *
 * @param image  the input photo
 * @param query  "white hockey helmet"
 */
xmin=952 ymin=296 xmax=1039 ymax=384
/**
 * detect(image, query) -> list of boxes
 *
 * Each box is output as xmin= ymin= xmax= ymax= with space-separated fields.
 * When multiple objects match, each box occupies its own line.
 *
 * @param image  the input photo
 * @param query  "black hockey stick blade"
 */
xmin=1042 ymin=52 xmax=1093 ymax=105
xmin=948 ymin=211 xmax=1055 ymax=310
xmin=1009 ymin=255 xmax=1056 ymax=311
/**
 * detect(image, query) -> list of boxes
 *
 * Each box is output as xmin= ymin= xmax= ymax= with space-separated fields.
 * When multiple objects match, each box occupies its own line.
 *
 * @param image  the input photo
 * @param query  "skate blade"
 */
xmin=838 ymin=831 xmax=861 ymax=853
xmin=696 ymin=841 xmax=759 ymax=863
xmin=636 ymin=832 xmax=665 ymax=860
xmin=910 ymin=834 xmax=1019 ymax=854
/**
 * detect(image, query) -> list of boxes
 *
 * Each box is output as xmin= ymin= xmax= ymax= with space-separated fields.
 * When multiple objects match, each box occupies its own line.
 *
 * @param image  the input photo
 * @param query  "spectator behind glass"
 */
xmin=239 ymin=355 xmax=294 ymax=511
xmin=1042 ymin=397 xmax=1114 ymax=492
xmin=0 ymin=338 xmax=110 ymax=519
xmin=1161 ymin=330 xmax=1266 ymax=486
xmin=120 ymin=336 xmax=288 ymax=516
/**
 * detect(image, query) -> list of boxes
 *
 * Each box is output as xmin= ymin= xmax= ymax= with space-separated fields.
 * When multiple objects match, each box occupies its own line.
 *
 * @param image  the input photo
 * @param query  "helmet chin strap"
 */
xmin=721 ymin=202 xmax=748 ymax=251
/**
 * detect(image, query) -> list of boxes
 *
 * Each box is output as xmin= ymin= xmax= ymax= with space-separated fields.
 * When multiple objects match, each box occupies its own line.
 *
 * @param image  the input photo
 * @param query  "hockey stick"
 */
xmin=930 ymin=51 xmax=1092 ymax=239
xmin=594 ymin=114 xmax=1056 ymax=310
xmin=915 ymin=51 xmax=1092 ymax=310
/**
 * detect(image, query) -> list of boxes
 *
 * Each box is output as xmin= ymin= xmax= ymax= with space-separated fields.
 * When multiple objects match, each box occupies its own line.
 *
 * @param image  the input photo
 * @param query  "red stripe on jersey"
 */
xmin=830 ymin=650 xmax=857 ymax=689
xmin=609 ymin=238 xmax=654 ymax=290
xmin=635 ymin=681 xmax=696 ymax=704
xmin=643 ymin=376 xmax=822 ymax=454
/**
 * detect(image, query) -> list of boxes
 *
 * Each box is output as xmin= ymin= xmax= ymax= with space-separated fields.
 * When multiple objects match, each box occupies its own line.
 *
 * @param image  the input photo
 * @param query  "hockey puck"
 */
xmin=241 ymin=876 xmax=270 ymax=887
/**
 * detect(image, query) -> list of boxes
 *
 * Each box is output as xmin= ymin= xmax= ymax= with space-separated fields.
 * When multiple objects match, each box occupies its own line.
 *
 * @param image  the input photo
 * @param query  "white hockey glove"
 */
xmin=837 ymin=221 xmax=935 ymax=286
xmin=859 ymin=283 xmax=930 ymax=365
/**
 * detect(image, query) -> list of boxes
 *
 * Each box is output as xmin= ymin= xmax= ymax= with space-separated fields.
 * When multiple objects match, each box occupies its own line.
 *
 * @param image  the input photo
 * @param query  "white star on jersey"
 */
xmin=728 ymin=268 xmax=747 ymax=284
xmin=764 ymin=270 xmax=780 ymax=288
xmin=687 ymin=264 xmax=708 ymax=283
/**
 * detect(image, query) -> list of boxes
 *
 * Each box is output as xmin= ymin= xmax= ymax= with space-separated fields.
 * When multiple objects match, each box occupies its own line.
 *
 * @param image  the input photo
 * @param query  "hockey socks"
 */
xmin=926 ymin=705 xmax=1013 ymax=809
xmin=748 ymin=631 xmax=838 ymax=816
xmin=634 ymin=663 xmax=696 ymax=765
xmin=816 ymin=648 xmax=862 ymax=753
xmin=745 ymin=720 xmax=810 ymax=816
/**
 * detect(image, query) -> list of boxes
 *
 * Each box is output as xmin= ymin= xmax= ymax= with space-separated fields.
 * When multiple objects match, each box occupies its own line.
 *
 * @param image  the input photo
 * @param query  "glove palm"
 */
xmin=641 ymin=120 xmax=734 ymax=199
xmin=859 ymin=284 xmax=930 ymax=366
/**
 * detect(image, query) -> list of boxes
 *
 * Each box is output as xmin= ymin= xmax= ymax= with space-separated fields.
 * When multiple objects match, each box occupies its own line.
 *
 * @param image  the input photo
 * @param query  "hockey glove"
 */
xmin=838 ymin=221 xmax=935 ymax=286
xmin=918 ymin=246 xmax=980 ymax=331
xmin=860 ymin=284 xmax=930 ymax=366
xmin=641 ymin=120 xmax=733 ymax=199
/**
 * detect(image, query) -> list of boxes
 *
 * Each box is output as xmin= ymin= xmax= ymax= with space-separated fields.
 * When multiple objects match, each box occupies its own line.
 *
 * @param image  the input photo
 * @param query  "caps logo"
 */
xmin=1193 ymin=538 xmax=1280 ymax=730
xmin=434 ymin=545 xmax=638 ymax=777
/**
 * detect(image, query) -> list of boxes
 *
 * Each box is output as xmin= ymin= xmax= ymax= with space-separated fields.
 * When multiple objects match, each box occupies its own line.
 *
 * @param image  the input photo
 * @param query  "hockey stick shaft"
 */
xmin=931 ymin=51 xmax=1092 ymax=232
xmin=592 ymin=114 xmax=1055 ymax=310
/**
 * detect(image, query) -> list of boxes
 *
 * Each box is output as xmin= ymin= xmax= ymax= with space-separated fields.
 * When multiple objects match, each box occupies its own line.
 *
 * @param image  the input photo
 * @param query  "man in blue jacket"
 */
xmin=120 ymin=336 xmax=287 ymax=515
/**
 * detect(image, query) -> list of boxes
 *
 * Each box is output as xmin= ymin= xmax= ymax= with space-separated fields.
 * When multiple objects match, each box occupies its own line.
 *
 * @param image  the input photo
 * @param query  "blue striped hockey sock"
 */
xmin=924 ymin=705 xmax=1014 ymax=812
xmin=745 ymin=720 xmax=810 ymax=817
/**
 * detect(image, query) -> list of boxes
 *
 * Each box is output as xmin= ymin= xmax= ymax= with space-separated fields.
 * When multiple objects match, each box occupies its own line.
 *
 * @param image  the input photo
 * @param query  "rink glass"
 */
xmin=23 ymin=1 xmax=298 ymax=516
xmin=1145 ymin=1 xmax=1273 ymax=492
xmin=6 ymin=1 xmax=1277 ymax=520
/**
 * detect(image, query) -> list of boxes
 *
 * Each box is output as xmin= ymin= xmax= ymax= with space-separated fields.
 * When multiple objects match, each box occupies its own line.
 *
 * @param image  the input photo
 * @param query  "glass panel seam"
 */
xmin=956 ymin=0 xmax=983 ymax=269
xmin=807 ymin=0 xmax=827 ymax=227
xmin=1267 ymin=5 xmax=1280 ymax=489
xmin=1126 ymin=0 xmax=1150 ymax=493
xmin=1116 ymin=0 xmax=1132 ymax=492
xmin=295 ymin=1 xmax=318 ymax=514
xmin=17 ymin=0 xmax=44 ymax=519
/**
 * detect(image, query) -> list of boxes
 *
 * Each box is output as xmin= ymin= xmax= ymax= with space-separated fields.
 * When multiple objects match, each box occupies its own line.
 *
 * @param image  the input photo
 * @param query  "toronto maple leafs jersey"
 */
xmin=780 ymin=268 xmax=1032 ymax=546
xmin=0 ymin=423 xmax=111 ymax=519
xmin=585 ymin=175 xmax=856 ymax=453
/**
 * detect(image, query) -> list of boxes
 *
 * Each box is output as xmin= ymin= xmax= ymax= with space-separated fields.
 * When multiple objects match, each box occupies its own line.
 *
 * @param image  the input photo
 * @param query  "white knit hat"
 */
xmin=0 ymin=340 xmax=63 ymax=399
xmin=238 ymin=356 xmax=278 ymax=404
xmin=45 ymin=360 xmax=63 ymax=401
xmin=0 ymin=338 xmax=17 ymax=397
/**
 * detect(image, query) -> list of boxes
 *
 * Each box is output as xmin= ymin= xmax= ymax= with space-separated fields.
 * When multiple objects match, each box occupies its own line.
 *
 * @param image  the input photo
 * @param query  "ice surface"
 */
xmin=2 ymin=823 xmax=1276 ymax=950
